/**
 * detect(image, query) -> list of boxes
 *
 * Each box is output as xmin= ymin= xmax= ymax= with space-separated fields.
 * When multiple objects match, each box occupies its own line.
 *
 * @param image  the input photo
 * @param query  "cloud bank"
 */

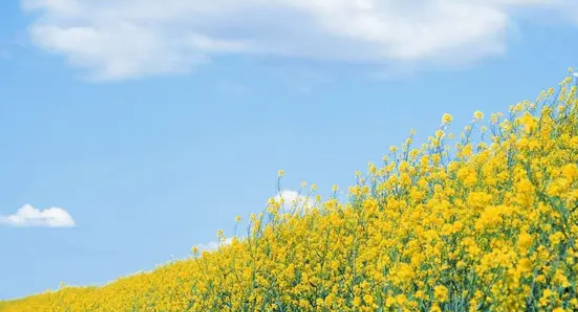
xmin=21 ymin=0 xmax=578 ymax=80
xmin=0 ymin=204 xmax=76 ymax=228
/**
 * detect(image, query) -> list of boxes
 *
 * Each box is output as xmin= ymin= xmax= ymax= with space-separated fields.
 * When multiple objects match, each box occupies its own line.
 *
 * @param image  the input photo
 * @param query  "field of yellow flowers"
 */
xmin=2 ymin=70 xmax=578 ymax=312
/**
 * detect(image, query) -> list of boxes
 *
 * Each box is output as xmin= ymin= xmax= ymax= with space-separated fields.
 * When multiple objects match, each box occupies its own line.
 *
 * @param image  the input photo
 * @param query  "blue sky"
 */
xmin=1 ymin=0 xmax=577 ymax=300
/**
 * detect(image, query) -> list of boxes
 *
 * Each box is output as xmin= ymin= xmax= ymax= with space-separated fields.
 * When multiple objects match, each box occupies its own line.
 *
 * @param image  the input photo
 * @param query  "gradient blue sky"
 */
xmin=1 ymin=0 xmax=577 ymax=300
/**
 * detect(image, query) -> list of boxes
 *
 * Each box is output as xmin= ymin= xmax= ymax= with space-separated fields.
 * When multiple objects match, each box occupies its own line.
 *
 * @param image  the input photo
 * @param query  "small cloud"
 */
xmin=271 ymin=190 xmax=315 ymax=215
xmin=195 ymin=237 xmax=233 ymax=253
xmin=573 ymin=72 xmax=578 ymax=77
xmin=0 ymin=204 xmax=76 ymax=228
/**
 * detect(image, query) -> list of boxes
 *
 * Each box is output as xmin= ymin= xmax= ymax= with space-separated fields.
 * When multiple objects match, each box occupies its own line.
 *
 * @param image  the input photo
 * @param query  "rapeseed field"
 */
xmin=2 ymin=70 xmax=578 ymax=312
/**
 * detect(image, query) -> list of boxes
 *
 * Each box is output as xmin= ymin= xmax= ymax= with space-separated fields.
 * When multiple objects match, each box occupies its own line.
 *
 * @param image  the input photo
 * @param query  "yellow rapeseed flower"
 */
xmin=442 ymin=113 xmax=453 ymax=124
xmin=4 ymin=70 xmax=578 ymax=312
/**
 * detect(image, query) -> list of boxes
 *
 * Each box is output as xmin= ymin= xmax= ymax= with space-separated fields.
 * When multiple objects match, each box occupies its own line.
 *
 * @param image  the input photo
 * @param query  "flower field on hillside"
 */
xmin=2 ymin=71 xmax=578 ymax=312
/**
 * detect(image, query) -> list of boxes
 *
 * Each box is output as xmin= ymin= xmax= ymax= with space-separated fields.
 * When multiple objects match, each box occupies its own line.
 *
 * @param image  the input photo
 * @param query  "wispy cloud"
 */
xmin=21 ymin=0 xmax=578 ymax=81
xmin=0 ymin=204 xmax=76 ymax=228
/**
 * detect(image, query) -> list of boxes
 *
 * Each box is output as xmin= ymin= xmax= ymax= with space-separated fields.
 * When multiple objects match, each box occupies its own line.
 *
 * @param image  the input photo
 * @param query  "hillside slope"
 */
xmin=2 ymin=72 xmax=578 ymax=312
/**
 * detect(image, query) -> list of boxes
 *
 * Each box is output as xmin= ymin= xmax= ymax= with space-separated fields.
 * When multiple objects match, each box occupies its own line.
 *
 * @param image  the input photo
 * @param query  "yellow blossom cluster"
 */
xmin=2 ymin=71 xmax=578 ymax=311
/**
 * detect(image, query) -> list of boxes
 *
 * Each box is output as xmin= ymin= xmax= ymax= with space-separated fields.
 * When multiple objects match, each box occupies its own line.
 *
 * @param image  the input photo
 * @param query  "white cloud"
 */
xmin=21 ymin=0 xmax=576 ymax=80
xmin=195 ymin=237 xmax=233 ymax=253
xmin=573 ymin=72 xmax=578 ymax=77
xmin=0 ymin=204 xmax=76 ymax=228
xmin=271 ymin=190 xmax=315 ymax=215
